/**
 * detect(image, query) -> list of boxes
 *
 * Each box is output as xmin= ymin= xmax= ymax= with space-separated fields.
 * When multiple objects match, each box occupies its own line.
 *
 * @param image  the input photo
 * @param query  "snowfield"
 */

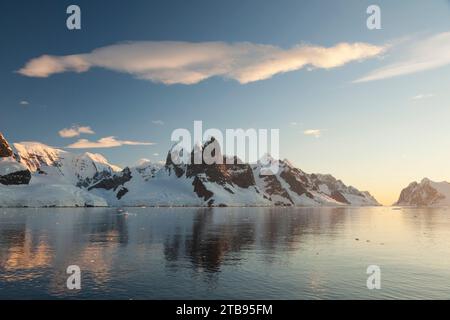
xmin=0 ymin=183 xmax=107 ymax=207
xmin=0 ymin=157 xmax=28 ymax=176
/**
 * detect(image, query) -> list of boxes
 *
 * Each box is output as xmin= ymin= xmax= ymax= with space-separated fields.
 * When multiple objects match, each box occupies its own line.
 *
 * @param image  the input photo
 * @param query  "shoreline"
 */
xmin=2 ymin=205 xmax=387 ymax=209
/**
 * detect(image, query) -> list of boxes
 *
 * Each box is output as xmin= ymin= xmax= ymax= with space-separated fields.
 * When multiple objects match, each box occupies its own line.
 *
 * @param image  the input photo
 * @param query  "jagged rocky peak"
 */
xmin=395 ymin=178 xmax=450 ymax=207
xmin=0 ymin=132 xmax=13 ymax=158
xmin=165 ymin=141 xmax=189 ymax=177
xmin=186 ymin=137 xmax=255 ymax=189
xmin=162 ymin=137 xmax=259 ymax=206
xmin=192 ymin=137 xmax=223 ymax=164
xmin=166 ymin=137 xmax=255 ymax=187
xmin=0 ymin=132 xmax=31 ymax=185
xmin=254 ymin=153 xmax=281 ymax=176
xmin=165 ymin=137 xmax=222 ymax=167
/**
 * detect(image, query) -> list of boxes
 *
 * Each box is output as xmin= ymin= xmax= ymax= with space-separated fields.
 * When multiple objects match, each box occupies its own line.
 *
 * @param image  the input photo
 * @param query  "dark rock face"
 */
xmin=186 ymin=139 xmax=255 ymax=188
xmin=88 ymin=167 xmax=132 ymax=199
xmin=192 ymin=176 xmax=214 ymax=202
xmin=257 ymin=173 xmax=293 ymax=205
xmin=167 ymin=138 xmax=257 ymax=203
xmin=116 ymin=187 xmax=129 ymax=200
xmin=77 ymin=170 xmax=113 ymax=188
xmin=280 ymin=167 xmax=313 ymax=199
xmin=165 ymin=149 xmax=186 ymax=178
xmin=0 ymin=170 xmax=31 ymax=185
xmin=227 ymin=163 xmax=256 ymax=189
xmin=186 ymin=162 xmax=255 ymax=189
xmin=330 ymin=191 xmax=350 ymax=204
xmin=0 ymin=133 xmax=13 ymax=158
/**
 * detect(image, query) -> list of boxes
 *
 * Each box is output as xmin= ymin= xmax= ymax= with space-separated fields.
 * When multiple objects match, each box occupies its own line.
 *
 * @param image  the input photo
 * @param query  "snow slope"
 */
xmin=14 ymin=142 xmax=121 ymax=186
xmin=0 ymin=157 xmax=28 ymax=176
xmin=0 ymin=183 xmax=107 ymax=207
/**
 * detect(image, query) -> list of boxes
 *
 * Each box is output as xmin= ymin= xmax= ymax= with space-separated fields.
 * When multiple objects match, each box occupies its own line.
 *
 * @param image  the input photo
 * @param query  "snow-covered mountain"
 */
xmin=0 ymin=133 xmax=380 ymax=207
xmin=0 ymin=134 xmax=119 ymax=207
xmin=395 ymin=178 xmax=450 ymax=207
xmin=14 ymin=141 xmax=121 ymax=186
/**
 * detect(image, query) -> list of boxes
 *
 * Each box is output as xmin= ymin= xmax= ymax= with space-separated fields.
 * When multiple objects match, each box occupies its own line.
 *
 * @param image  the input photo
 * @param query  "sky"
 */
xmin=1 ymin=0 xmax=450 ymax=205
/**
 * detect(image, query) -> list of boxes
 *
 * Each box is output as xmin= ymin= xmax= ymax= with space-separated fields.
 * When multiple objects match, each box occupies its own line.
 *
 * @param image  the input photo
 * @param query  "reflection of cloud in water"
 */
xmin=0 ymin=208 xmax=128 ymax=291
xmin=1 ymin=234 xmax=51 ymax=282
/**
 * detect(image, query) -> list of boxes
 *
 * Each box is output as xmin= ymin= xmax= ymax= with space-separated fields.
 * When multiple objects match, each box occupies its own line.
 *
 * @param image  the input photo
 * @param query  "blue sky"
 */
xmin=2 ymin=0 xmax=450 ymax=204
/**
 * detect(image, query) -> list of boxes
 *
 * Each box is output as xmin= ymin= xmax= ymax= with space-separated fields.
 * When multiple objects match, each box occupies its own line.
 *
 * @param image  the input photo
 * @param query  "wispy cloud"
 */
xmin=355 ymin=31 xmax=450 ymax=83
xmin=18 ymin=41 xmax=385 ymax=85
xmin=411 ymin=93 xmax=434 ymax=100
xmin=59 ymin=125 xmax=95 ymax=138
xmin=304 ymin=129 xmax=322 ymax=138
xmin=19 ymin=100 xmax=29 ymax=105
xmin=66 ymin=136 xmax=154 ymax=149
xmin=152 ymin=120 xmax=164 ymax=125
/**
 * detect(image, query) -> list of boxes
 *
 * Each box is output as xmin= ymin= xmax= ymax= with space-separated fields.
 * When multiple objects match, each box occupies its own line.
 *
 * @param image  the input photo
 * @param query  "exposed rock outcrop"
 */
xmin=88 ymin=167 xmax=132 ymax=199
xmin=0 ymin=133 xmax=13 ymax=158
xmin=0 ymin=133 xmax=31 ymax=185
xmin=0 ymin=170 xmax=31 ymax=185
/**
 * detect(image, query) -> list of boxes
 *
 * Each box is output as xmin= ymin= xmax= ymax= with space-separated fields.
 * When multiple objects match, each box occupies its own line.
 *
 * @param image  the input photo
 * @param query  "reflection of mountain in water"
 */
xmin=0 ymin=207 xmax=350 ymax=295
xmin=162 ymin=208 xmax=349 ymax=274
xmin=1 ymin=207 xmax=449 ymax=299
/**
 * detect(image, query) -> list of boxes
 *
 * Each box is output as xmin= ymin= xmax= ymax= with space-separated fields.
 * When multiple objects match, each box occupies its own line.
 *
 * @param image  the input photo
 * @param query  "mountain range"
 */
xmin=1 ymin=132 xmax=381 ymax=207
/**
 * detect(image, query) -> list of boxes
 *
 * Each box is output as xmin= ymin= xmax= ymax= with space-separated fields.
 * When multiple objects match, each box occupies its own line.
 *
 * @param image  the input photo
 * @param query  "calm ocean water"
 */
xmin=0 ymin=206 xmax=449 ymax=299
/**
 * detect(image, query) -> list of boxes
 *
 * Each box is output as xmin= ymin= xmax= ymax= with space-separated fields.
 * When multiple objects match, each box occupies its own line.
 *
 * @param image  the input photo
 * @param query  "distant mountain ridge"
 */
xmin=395 ymin=178 xmax=450 ymax=207
xmin=0 ymin=132 xmax=380 ymax=207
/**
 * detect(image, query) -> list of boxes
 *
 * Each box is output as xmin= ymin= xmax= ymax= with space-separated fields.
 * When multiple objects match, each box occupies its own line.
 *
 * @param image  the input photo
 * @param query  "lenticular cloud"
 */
xmin=18 ymin=41 xmax=385 ymax=84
